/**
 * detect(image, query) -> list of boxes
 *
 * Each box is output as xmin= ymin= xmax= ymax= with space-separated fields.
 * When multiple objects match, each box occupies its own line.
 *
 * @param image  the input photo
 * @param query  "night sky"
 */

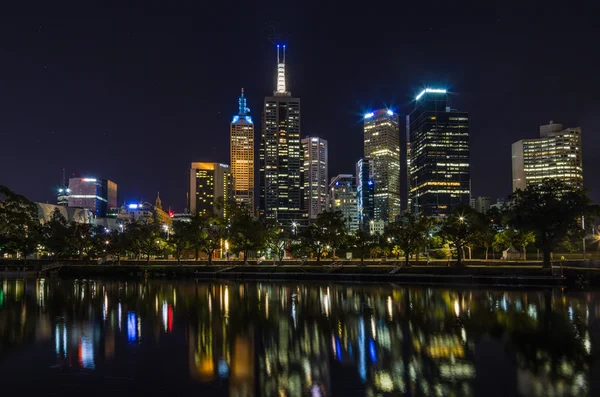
xmin=1 ymin=2 xmax=599 ymax=211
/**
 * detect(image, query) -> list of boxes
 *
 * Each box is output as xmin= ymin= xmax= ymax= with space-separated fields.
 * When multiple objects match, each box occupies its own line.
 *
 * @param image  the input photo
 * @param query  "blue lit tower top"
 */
xmin=232 ymin=88 xmax=253 ymax=124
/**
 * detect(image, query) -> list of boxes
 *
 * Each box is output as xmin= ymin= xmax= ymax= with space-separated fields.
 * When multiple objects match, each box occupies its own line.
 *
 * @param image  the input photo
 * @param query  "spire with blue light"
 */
xmin=232 ymin=88 xmax=253 ymax=124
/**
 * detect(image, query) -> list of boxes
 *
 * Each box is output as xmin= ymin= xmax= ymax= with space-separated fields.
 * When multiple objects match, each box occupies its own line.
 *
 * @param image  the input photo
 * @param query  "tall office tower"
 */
xmin=363 ymin=109 xmax=400 ymax=223
xmin=512 ymin=121 xmax=583 ymax=192
xmin=328 ymin=174 xmax=359 ymax=233
xmin=407 ymin=88 xmax=470 ymax=218
xmin=68 ymin=178 xmax=117 ymax=217
xmin=260 ymin=45 xmax=305 ymax=228
xmin=471 ymin=196 xmax=492 ymax=213
xmin=189 ymin=162 xmax=232 ymax=218
xmin=230 ymin=88 xmax=255 ymax=215
xmin=302 ymin=136 xmax=328 ymax=220
xmin=356 ymin=157 xmax=375 ymax=230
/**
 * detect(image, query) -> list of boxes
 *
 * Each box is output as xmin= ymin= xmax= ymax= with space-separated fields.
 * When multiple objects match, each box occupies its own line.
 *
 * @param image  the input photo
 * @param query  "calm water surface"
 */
xmin=0 ymin=278 xmax=598 ymax=396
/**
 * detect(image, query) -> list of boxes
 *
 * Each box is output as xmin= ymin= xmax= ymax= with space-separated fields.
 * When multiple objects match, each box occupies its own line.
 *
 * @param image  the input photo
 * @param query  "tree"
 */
xmin=494 ymin=228 xmax=535 ymax=260
xmin=202 ymin=216 xmax=228 ymax=264
xmin=189 ymin=215 xmax=207 ymax=260
xmin=298 ymin=224 xmax=325 ymax=262
xmin=0 ymin=185 xmax=41 ymax=262
xmin=265 ymin=225 xmax=290 ymax=264
xmin=508 ymin=179 xmax=599 ymax=268
xmin=67 ymin=222 xmax=94 ymax=259
xmin=105 ymin=229 xmax=128 ymax=264
xmin=352 ymin=229 xmax=376 ymax=264
xmin=128 ymin=222 xmax=162 ymax=264
xmin=170 ymin=221 xmax=195 ymax=262
xmin=297 ymin=211 xmax=347 ymax=262
xmin=42 ymin=208 xmax=70 ymax=259
xmin=229 ymin=213 xmax=266 ymax=261
xmin=385 ymin=214 xmax=433 ymax=267
xmin=439 ymin=206 xmax=481 ymax=267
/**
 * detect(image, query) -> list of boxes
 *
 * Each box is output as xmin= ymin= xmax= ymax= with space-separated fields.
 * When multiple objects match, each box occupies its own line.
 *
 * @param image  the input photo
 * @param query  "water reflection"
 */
xmin=0 ymin=278 xmax=597 ymax=396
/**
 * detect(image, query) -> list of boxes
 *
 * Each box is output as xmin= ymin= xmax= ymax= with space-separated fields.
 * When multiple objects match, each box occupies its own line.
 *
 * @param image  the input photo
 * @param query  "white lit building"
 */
xmin=328 ymin=174 xmax=359 ymax=233
xmin=302 ymin=137 xmax=328 ymax=220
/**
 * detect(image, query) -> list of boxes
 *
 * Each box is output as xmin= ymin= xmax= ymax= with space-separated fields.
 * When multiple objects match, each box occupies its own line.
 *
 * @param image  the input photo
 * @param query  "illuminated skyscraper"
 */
xmin=512 ymin=121 xmax=583 ymax=191
xmin=356 ymin=157 xmax=374 ymax=229
xmin=363 ymin=109 xmax=400 ymax=223
xmin=230 ymin=88 xmax=254 ymax=215
xmin=328 ymin=174 xmax=359 ymax=233
xmin=407 ymin=88 xmax=470 ymax=218
xmin=260 ymin=45 xmax=305 ymax=227
xmin=67 ymin=178 xmax=117 ymax=217
xmin=302 ymin=137 xmax=328 ymax=220
xmin=189 ymin=162 xmax=232 ymax=218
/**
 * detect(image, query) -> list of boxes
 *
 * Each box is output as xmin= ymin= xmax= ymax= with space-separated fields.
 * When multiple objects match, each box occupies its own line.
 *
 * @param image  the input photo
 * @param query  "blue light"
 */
xmin=128 ymin=204 xmax=139 ymax=209
xmin=416 ymin=88 xmax=447 ymax=101
xmin=336 ymin=337 xmax=342 ymax=362
xmin=387 ymin=109 xmax=394 ymax=116
xmin=369 ymin=339 xmax=377 ymax=363
xmin=277 ymin=44 xmax=280 ymax=48
xmin=283 ymin=44 xmax=286 ymax=48
xmin=335 ymin=181 xmax=339 ymax=186
xmin=364 ymin=112 xmax=374 ymax=119
xmin=367 ymin=180 xmax=374 ymax=186
xmin=218 ymin=358 xmax=229 ymax=379
xmin=127 ymin=311 xmax=137 ymax=343
xmin=246 ymin=116 xmax=253 ymax=124
xmin=232 ymin=116 xmax=239 ymax=123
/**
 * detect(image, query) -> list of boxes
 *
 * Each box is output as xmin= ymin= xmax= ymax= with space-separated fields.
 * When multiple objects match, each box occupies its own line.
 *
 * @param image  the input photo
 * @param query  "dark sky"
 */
xmin=1 ymin=2 xmax=599 ymax=211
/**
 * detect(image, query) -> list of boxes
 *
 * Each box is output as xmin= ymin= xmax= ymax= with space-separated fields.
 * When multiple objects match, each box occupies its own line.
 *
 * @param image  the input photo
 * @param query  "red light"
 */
xmin=168 ymin=305 xmax=173 ymax=332
xmin=169 ymin=212 xmax=174 ymax=217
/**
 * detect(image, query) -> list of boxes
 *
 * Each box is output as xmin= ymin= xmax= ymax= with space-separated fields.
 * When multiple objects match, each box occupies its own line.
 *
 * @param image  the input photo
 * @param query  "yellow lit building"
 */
xmin=189 ymin=162 xmax=231 ymax=218
xmin=512 ymin=121 xmax=583 ymax=191
xmin=230 ymin=89 xmax=255 ymax=215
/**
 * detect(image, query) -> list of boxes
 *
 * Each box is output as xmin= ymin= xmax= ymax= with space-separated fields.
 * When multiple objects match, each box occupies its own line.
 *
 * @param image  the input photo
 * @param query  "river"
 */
xmin=0 ymin=278 xmax=597 ymax=396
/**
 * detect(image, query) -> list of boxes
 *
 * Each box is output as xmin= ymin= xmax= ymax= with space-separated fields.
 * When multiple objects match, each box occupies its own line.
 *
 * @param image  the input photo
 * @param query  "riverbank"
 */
xmin=2 ymin=259 xmax=598 ymax=287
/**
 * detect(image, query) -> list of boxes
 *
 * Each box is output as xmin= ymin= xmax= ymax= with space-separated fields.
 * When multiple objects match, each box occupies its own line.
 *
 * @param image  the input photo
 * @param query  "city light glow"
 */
xmin=364 ymin=112 xmax=374 ymax=119
xmin=82 ymin=178 xmax=97 ymax=182
xmin=386 ymin=109 xmax=393 ymax=116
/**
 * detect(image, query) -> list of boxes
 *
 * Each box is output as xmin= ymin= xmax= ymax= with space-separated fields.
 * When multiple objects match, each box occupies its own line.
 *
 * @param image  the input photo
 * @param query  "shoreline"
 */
xmin=3 ymin=260 xmax=596 ymax=287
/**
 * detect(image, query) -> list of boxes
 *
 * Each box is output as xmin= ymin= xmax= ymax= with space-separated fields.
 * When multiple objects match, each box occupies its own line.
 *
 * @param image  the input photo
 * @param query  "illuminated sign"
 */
xmin=416 ymin=88 xmax=447 ymax=101
xmin=82 ymin=178 xmax=97 ymax=182
xmin=364 ymin=112 xmax=374 ymax=119
xmin=128 ymin=204 xmax=139 ymax=209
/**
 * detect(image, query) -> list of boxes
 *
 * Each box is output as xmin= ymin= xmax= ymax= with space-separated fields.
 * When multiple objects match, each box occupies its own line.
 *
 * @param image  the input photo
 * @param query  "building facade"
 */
xmin=260 ymin=45 xmax=306 ymax=228
xmin=512 ymin=121 xmax=583 ymax=191
xmin=302 ymin=137 xmax=328 ymax=220
xmin=328 ymin=174 xmax=359 ymax=233
xmin=67 ymin=178 xmax=117 ymax=217
xmin=407 ymin=88 xmax=470 ymax=218
xmin=189 ymin=162 xmax=231 ymax=218
xmin=230 ymin=88 xmax=255 ymax=215
xmin=356 ymin=157 xmax=375 ymax=230
xmin=470 ymin=196 xmax=492 ymax=214
xmin=117 ymin=194 xmax=172 ymax=227
xmin=363 ymin=109 xmax=400 ymax=223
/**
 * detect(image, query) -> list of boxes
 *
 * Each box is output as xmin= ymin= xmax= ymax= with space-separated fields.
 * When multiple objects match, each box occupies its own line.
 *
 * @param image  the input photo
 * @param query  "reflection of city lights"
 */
xmin=118 ymin=303 xmax=122 ymax=331
xmin=439 ymin=363 xmax=475 ymax=379
xmin=63 ymin=325 xmax=67 ymax=355
xmin=358 ymin=317 xmax=366 ymax=382
xmin=224 ymin=286 xmax=229 ymax=318
xmin=208 ymin=292 xmax=212 ymax=314
xmin=80 ymin=336 xmax=95 ymax=369
xmin=568 ymin=306 xmax=574 ymax=322
xmin=454 ymin=300 xmax=460 ymax=317
xmin=218 ymin=358 xmax=229 ymax=379
xmin=375 ymin=371 xmax=394 ymax=392
xmin=162 ymin=300 xmax=168 ymax=332
xmin=103 ymin=294 xmax=108 ymax=321
xmin=311 ymin=384 xmax=322 ymax=397
xmin=584 ymin=332 xmax=592 ymax=355
xmin=265 ymin=292 xmax=269 ymax=319
xmin=55 ymin=324 xmax=60 ymax=355
xmin=527 ymin=304 xmax=538 ymax=320
xmin=168 ymin=304 xmax=173 ymax=332
xmin=336 ymin=336 xmax=342 ymax=362
xmin=461 ymin=328 xmax=467 ymax=344
xmin=303 ymin=358 xmax=312 ymax=385
xmin=127 ymin=311 xmax=137 ymax=343
xmin=387 ymin=296 xmax=393 ymax=321
xmin=371 ymin=316 xmax=376 ymax=340
xmin=369 ymin=338 xmax=377 ymax=363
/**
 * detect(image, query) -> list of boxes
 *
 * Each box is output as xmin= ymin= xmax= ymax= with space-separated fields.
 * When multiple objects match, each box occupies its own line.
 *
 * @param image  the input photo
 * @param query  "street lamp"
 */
xmin=292 ymin=222 xmax=298 ymax=236
xmin=163 ymin=224 xmax=169 ymax=240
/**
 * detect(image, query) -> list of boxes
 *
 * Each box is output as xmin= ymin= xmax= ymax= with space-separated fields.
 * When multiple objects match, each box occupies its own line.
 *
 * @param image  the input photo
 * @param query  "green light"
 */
xmin=0 ymin=289 xmax=4 ymax=307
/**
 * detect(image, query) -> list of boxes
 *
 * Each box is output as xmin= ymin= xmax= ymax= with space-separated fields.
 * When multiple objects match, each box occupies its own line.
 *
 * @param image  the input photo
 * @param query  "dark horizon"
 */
xmin=2 ymin=2 xmax=598 ymax=211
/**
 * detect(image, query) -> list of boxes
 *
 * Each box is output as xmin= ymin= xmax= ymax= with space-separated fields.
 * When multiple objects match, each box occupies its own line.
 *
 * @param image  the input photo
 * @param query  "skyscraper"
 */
xmin=407 ymin=88 xmax=470 ymax=218
xmin=302 ymin=136 xmax=328 ymax=220
xmin=68 ymin=178 xmax=117 ymax=217
xmin=328 ymin=174 xmax=359 ymax=233
xmin=363 ymin=109 xmax=400 ymax=223
xmin=230 ymin=88 xmax=254 ymax=214
xmin=189 ymin=162 xmax=232 ymax=218
xmin=512 ymin=121 xmax=583 ymax=191
xmin=356 ymin=157 xmax=374 ymax=229
xmin=260 ymin=45 xmax=305 ymax=227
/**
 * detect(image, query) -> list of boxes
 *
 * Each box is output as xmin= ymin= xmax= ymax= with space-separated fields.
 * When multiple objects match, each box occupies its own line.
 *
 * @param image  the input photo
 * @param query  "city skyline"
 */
xmin=2 ymin=3 xmax=598 ymax=210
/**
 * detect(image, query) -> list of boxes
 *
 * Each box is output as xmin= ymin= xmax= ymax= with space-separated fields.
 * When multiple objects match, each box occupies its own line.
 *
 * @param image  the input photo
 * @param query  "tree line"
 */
xmin=0 ymin=180 xmax=597 ymax=268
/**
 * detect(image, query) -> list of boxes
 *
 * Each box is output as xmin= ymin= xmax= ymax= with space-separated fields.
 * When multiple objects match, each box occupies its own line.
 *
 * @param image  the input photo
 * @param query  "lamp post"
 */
xmin=292 ymin=222 xmax=298 ymax=237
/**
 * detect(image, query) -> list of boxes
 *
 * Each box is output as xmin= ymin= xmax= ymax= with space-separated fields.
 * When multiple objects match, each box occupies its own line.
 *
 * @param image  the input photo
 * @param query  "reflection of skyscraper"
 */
xmin=302 ymin=137 xmax=328 ymax=220
xmin=230 ymin=88 xmax=255 ymax=214
xmin=407 ymin=88 xmax=470 ymax=217
xmin=363 ymin=109 xmax=401 ymax=223
xmin=260 ymin=45 xmax=305 ymax=227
